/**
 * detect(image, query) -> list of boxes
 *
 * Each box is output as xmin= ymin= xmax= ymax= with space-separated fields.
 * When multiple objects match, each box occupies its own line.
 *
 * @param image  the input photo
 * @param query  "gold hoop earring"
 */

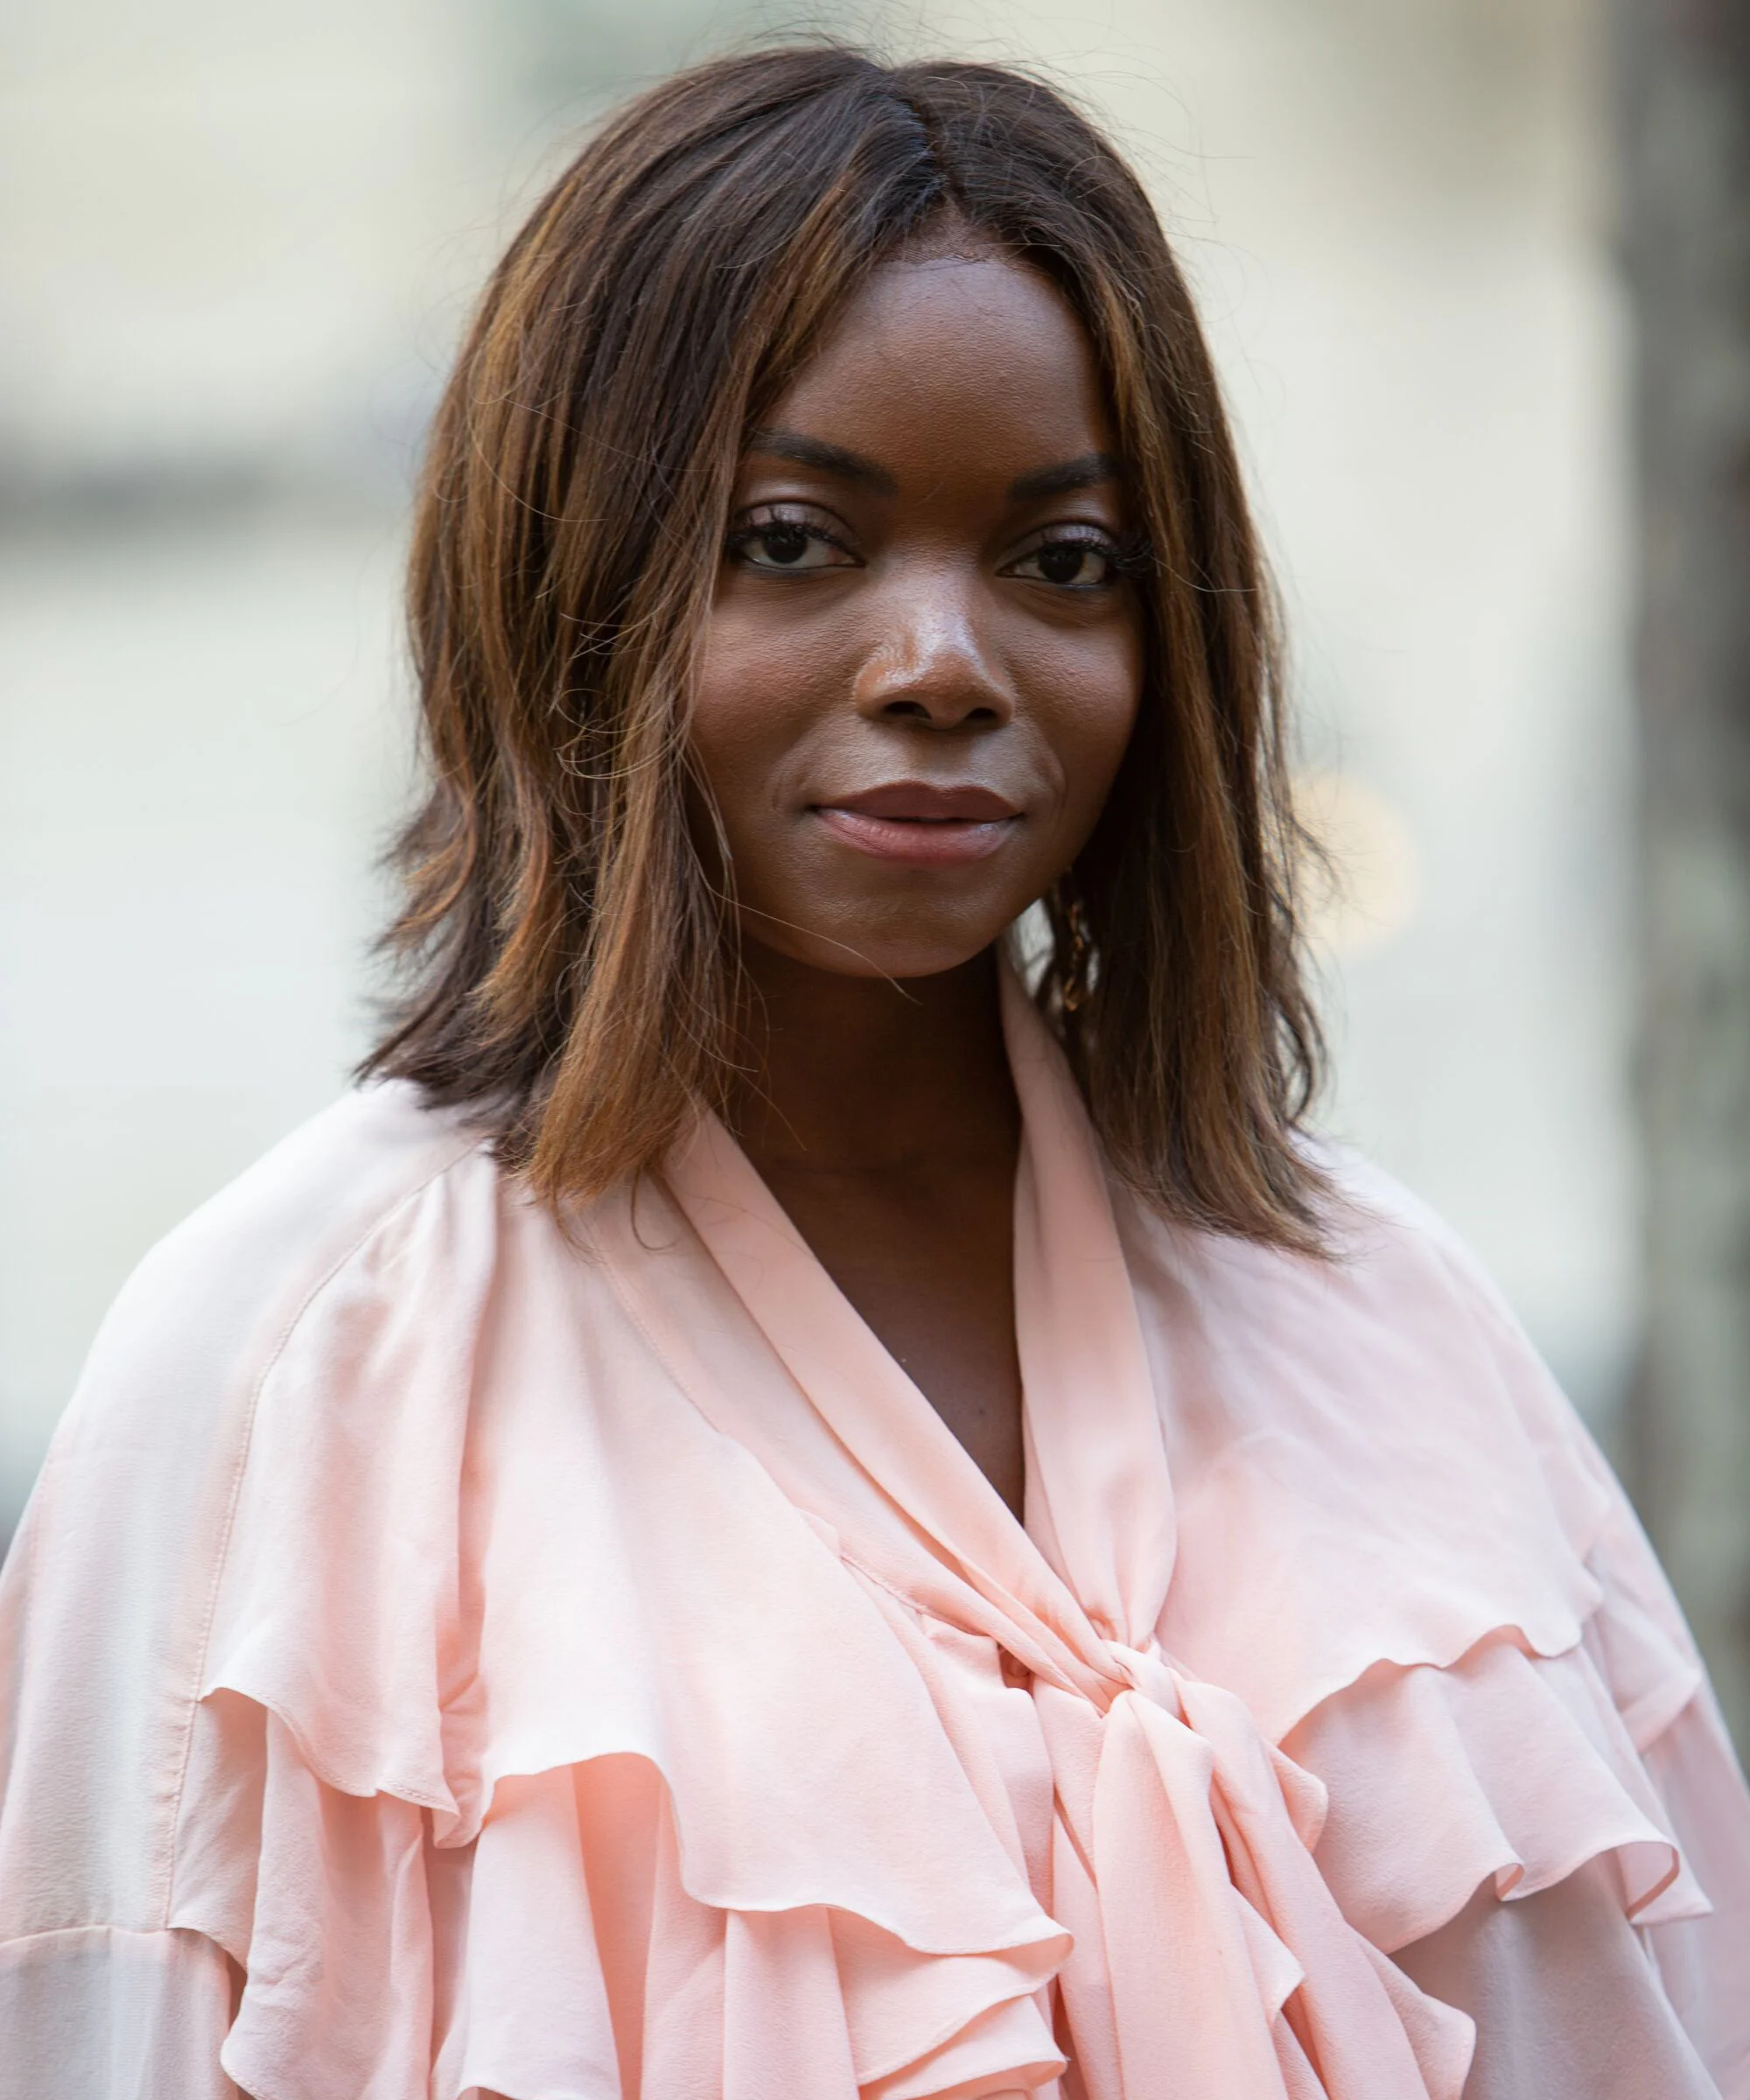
xmin=1060 ymin=888 xmax=1094 ymax=1013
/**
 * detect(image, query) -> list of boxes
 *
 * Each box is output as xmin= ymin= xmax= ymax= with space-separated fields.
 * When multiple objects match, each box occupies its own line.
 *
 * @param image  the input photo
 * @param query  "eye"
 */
xmin=726 ymin=507 xmax=858 ymax=574
xmin=1003 ymin=529 xmax=1123 ymax=590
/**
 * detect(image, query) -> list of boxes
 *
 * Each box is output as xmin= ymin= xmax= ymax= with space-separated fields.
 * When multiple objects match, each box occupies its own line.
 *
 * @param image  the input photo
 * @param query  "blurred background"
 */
xmin=3 ymin=0 xmax=1746 ymax=1738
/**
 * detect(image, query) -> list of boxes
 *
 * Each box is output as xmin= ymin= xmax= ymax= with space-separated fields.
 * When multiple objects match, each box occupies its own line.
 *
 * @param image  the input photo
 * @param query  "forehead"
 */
xmin=760 ymin=252 xmax=1117 ymax=473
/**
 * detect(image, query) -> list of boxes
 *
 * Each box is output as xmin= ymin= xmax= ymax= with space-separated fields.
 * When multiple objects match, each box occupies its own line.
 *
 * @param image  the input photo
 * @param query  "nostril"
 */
xmin=875 ymin=697 xmax=1005 ymax=726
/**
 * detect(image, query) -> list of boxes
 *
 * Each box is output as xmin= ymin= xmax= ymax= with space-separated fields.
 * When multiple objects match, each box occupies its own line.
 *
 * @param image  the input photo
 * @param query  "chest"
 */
xmin=755 ymin=1154 xmax=1027 ymax=1516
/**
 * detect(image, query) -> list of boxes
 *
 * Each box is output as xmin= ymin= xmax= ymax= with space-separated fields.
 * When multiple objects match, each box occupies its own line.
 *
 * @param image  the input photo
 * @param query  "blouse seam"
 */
xmin=587 ymin=1214 xmax=709 ymax=1410
xmin=0 ymin=1919 xmax=218 ymax=1952
xmin=593 ymin=1210 xmax=1089 ymax=1689
xmin=156 ymin=1132 xmax=488 ymax=1930
xmin=589 ymin=1208 xmax=802 ymax=1490
xmin=836 ymin=1544 xmax=939 ymax=1622
xmin=592 ymin=1219 xmax=957 ymax=1630
xmin=1620 ymin=1662 xmax=1705 ymax=1756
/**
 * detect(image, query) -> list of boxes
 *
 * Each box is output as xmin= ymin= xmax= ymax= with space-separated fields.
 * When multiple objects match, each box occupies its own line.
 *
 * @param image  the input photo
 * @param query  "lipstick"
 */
xmin=811 ymin=781 xmax=1020 ymax=866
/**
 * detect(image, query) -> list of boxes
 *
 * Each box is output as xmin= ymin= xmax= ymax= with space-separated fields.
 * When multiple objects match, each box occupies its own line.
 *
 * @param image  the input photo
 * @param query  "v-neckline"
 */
xmin=662 ymin=962 xmax=1177 ymax=1662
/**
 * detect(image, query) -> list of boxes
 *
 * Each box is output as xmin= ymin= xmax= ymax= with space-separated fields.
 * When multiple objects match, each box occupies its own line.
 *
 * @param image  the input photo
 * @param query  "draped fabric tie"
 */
xmin=1026 ymin=1640 xmax=1463 ymax=2099
xmin=658 ymin=966 xmax=1475 ymax=2100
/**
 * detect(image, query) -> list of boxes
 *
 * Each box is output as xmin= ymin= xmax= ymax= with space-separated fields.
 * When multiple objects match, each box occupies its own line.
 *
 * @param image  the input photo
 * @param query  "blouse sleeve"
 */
xmin=1390 ymin=1851 xmax=1719 ymax=2098
xmin=0 ymin=1102 xmax=1072 ymax=2100
xmin=1640 ymin=1683 xmax=1750 ymax=2080
xmin=0 ymin=1088 xmax=483 ymax=2100
xmin=1390 ymin=1467 xmax=1750 ymax=2100
xmin=1381 ymin=1166 xmax=1750 ymax=2094
xmin=0 ymin=1916 xmax=242 ymax=2100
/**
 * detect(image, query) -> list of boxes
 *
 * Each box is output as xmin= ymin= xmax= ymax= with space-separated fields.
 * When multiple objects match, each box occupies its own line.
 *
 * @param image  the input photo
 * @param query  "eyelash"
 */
xmin=1009 ymin=525 xmax=1139 ymax=589
xmin=724 ymin=507 xmax=856 ymax=570
xmin=724 ymin=506 xmax=1146 ymax=585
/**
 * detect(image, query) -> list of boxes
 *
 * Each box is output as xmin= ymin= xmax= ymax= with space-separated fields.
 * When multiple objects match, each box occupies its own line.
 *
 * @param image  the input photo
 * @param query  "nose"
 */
xmin=851 ymin=571 xmax=1015 ymax=732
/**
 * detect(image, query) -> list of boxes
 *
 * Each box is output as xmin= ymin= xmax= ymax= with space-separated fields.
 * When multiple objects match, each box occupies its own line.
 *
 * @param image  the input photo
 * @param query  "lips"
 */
xmin=812 ymin=780 xmax=1021 ymax=865
xmin=828 ymin=782 xmax=1019 ymax=822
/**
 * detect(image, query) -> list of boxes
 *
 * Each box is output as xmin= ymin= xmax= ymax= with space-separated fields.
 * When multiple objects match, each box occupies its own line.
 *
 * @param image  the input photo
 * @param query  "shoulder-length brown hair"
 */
xmin=364 ymin=45 xmax=1327 ymax=1250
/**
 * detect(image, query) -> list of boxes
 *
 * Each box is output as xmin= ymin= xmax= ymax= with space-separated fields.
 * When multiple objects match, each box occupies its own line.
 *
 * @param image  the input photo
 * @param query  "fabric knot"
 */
xmin=1030 ymin=1660 xmax=1466 ymax=2100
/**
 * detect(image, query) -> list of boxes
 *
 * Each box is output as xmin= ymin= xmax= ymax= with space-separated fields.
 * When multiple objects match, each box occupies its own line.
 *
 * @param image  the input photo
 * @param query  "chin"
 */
xmin=752 ymin=911 xmax=1006 ymax=983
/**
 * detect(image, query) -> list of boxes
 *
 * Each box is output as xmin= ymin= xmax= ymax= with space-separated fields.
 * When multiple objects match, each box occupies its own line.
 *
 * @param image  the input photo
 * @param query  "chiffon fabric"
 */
xmin=1 ymin=970 xmax=1746 ymax=2098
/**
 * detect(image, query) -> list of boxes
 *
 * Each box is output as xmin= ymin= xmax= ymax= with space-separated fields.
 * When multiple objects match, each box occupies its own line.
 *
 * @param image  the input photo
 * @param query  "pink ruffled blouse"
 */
xmin=2 ymin=970 xmax=1746 ymax=2099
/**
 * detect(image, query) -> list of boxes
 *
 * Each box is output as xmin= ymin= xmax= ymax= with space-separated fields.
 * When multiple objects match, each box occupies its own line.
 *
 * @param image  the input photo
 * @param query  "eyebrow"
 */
xmin=1006 ymin=451 xmax=1124 ymax=501
xmin=744 ymin=428 xmax=899 ymax=494
xmin=746 ymin=431 xmax=1125 ymax=507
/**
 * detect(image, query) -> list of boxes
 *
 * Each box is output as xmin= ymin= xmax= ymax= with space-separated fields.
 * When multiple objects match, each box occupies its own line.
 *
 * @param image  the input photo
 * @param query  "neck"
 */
xmin=724 ymin=943 xmax=1019 ymax=1176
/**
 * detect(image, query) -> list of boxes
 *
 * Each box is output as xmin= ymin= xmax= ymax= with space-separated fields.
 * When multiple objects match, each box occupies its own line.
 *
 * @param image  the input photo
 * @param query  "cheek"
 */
xmin=689 ymin=612 xmax=798 ymax=811
xmin=1040 ymin=630 xmax=1144 ymax=839
xmin=687 ymin=599 xmax=851 ymax=885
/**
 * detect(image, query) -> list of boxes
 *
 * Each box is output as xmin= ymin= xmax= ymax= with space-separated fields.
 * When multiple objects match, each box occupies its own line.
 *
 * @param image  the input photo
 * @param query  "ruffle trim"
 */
xmin=169 ymin=1138 xmax=1726 ymax=2098
xmin=1283 ymin=1506 xmax=1712 ymax=1956
xmin=171 ymin=1695 xmax=1067 ymax=2100
xmin=172 ymin=1531 xmax=1717 ymax=2100
xmin=173 ymin=1156 xmax=1082 ymax=2095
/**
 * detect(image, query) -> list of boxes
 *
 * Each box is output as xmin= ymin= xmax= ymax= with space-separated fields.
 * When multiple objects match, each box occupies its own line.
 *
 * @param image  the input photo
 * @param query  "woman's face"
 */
xmin=690 ymin=248 xmax=1144 ymax=980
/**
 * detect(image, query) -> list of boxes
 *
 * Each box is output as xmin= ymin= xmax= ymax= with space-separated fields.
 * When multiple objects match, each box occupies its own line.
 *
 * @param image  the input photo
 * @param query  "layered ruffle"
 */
xmin=163 ymin=984 xmax=1742 ymax=2100
xmin=176 ymin=1161 xmax=1070 ymax=2100
xmin=1285 ymin=1626 xmax=1706 ymax=1952
xmin=6 ymin=1004 xmax=1746 ymax=2098
xmin=1256 ymin=1381 xmax=1750 ymax=2096
xmin=1232 ymin=1208 xmax=1734 ymax=1973
xmin=167 ymin=1695 xmax=1064 ymax=2100
xmin=1101 ymin=1120 xmax=1746 ymax=2020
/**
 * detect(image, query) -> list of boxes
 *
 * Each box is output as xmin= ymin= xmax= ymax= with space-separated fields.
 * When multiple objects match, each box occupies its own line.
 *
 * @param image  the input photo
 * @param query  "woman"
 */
xmin=1 ymin=46 xmax=1745 ymax=2100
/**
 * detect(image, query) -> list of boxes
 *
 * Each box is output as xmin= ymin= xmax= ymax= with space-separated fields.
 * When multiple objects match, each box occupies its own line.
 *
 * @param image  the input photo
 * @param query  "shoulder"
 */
xmin=100 ymin=1078 xmax=487 ymax=1354
xmin=1119 ymin=1136 xmax=1628 ymax=1732
xmin=1306 ymin=1138 xmax=1602 ymax=1477
xmin=1315 ymin=1138 xmax=1530 ymax=1321
xmin=1184 ymin=1136 xmax=1580 ymax=1446
xmin=52 ymin=1082 xmax=491 ymax=1469
xmin=11 ymin=1078 xmax=500 ymax=1602
xmin=1122 ymin=1132 xmax=1563 ymax=1418
xmin=0 ymin=1082 xmax=499 ymax=1934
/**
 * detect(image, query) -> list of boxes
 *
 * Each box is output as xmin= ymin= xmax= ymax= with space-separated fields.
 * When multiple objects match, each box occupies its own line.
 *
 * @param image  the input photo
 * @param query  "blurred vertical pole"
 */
xmin=1620 ymin=0 xmax=1750 ymax=1746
